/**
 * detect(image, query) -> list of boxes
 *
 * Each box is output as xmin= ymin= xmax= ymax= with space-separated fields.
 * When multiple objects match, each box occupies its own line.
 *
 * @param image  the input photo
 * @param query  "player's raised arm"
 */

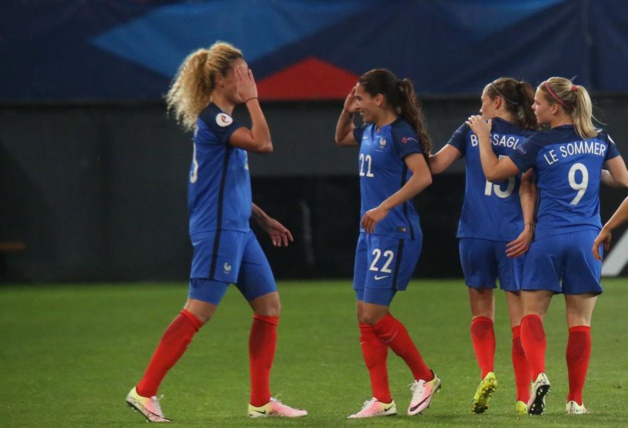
xmin=467 ymin=115 xmax=520 ymax=181
xmin=229 ymin=65 xmax=273 ymax=154
xmin=335 ymin=86 xmax=360 ymax=147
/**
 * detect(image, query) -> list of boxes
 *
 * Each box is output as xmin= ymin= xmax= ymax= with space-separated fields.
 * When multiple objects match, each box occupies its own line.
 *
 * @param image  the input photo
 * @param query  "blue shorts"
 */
xmin=353 ymin=232 xmax=422 ymax=306
xmin=459 ymin=238 xmax=522 ymax=292
xmin=522 ymin=230 xmax=603 ymax=295
xmin=188 ymin=230 xmax=276 ymax=305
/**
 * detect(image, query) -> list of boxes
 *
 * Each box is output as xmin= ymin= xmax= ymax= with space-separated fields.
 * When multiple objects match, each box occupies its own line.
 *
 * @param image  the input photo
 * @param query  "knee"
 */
xmin=253 ymin=295 xmax=281 ymax=317
xmin=259 ymin=302 xmax=281 ymax=317
xmin=358 ymin=312 xmax=384 ymax=326
xmin=184 ymin=299 xmax=216 ymax=325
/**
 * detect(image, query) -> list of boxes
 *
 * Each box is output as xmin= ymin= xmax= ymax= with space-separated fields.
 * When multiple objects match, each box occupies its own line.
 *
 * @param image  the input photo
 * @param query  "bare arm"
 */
xmin=361 ymin=153 xmax=432 ymax=233
xmin=229 ymin=66 xmax=273 ymax=153
xmin=603 ymin=156 xmax=628 ymax=187
xmin=506 ymin=169 xmax=537 ymax=258
xmin=335 ymin=86 xmax=359 ymax=147
xmin=252 ymin=203 xmax=294 ymax=247
xmin=429 ymin=145 xmax=461 ymax=174
xmin=593 ymin=196 xmax=628 ymax=260
xmin=466 ymin=115 xmax=520 ymax=181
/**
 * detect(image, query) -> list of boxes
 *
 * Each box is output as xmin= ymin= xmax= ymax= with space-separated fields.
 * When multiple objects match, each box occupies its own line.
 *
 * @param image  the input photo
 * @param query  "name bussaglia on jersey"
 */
xmin=469 ymin=133 xmax=522 ymax=149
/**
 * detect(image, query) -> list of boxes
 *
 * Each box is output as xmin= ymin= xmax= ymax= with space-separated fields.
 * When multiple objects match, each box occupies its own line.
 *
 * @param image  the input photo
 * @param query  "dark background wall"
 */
xmin=2 ymin=97 xmax=628 ymax=282
xmin=3 ymin=0 xmax=628 ymax=282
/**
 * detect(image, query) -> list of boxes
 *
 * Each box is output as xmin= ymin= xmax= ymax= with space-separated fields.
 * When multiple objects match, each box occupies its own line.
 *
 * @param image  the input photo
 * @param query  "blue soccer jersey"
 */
xmin=448 ymin=118 xmax=535 ymax=241
xmin=352 ymin=118 xmax=423 ymax=239
xmin=510 ymin=125 xmax=620 ymax=238
xmin=188 ymin=103 xmax=252 ymax=236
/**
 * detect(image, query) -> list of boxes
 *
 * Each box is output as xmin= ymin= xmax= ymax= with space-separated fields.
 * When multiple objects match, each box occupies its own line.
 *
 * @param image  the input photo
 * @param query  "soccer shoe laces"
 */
xmin=410 ymin=379 xmax=426 ymax=395
xmin=360 ymin=398 xmax=378 ymax=410
xmin=151 ymin=394 xmax=165 ymax=416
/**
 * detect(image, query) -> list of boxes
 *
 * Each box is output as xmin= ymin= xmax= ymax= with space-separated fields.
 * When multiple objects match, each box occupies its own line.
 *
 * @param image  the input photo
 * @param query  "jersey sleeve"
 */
xmin=391 ymin=123 xmax=422 ymax=159
xmin=509 ymin=135 xmax=540 ymax=173
xmin=198 ymin=108 xmax=241 ymax=146
xmin=603 ymin=131 xmax=621 ymax=161
xmin=446 ymin=123 xmax=469 ymax=157
xmin=353 ymin=125 xmax=365 ymax=145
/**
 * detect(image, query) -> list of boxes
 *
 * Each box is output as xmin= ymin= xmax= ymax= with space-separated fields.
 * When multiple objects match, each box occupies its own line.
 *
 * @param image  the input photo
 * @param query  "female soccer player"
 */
xmin=335 ymin=69 xmax=440 ymax=418
xmin=125 ymin=41 xmax=306 ymax=422
xmin=468 ymin=76 xmax=628 ymax=415
xmin=429 ymin=77 xmax=538 ymax=415
xmin=593 ymin=196 xmax=628 ymax=260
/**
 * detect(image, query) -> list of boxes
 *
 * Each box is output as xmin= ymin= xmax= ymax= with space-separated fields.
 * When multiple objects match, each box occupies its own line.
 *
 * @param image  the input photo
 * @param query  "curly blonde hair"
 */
xmin=166 ymin=41 xmax=243 ymax=131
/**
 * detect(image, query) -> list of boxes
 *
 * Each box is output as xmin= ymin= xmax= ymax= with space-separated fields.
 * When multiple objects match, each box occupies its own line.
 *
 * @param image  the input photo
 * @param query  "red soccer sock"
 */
xmin=372 ymin=314 xmax=432 ymax=382
xmin=249 ymin=314 xmax=279 ymax=407
xmin=566 ymin=325 xmax=591 ymax=405
xmin=359 ymin=323 xmax=391 ymax=403
xmin=136 ymin=309 xmax=202 ymax=397
xmin=511 ymin=325 xmax=531 ymax=402
xmin=470 ymin=316 xmax=495 ymax=378
xmin=520 ymin=314 xmax=546 ymax=379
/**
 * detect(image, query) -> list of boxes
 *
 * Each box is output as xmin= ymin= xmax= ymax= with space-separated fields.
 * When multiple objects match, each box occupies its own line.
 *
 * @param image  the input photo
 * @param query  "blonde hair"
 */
xmin=539 ymin=76 xmax=599 ymax=139
xmin=166 ymin=41 xmax=243 ymax=131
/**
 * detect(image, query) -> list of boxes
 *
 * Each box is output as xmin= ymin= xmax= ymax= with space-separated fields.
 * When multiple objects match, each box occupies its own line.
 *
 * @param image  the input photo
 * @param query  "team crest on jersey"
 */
xmin=216 ymin=113 xmax=233 ymax=127
xmin=223 ymin=262 xmax=232 ymax=274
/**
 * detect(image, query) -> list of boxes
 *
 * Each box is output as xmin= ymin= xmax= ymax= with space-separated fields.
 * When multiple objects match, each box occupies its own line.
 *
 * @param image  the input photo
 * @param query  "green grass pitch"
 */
xmin=1 ymin=279 xmax=627 ymax=427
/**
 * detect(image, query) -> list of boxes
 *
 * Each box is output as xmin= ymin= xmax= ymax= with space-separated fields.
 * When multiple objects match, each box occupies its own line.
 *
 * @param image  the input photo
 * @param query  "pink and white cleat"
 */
xmin=348 ymin=398 xmax=397 ymax=418
xmin=408 ymin=373 xmax=442 ymax=415
xmin=248 ymin=397 xmax=307 ymax=418
xmin=566 ymin=400 xmax=589 ymax=415
xmin=126 ymin=386 xmax=171 ymax=423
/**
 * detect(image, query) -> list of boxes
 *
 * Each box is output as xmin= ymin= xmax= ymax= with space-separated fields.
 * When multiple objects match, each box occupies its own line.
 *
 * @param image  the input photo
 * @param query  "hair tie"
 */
xmin=544 ymin=81 xmax=570 ymax=108
xmin=571 ymin=85 xmax=578 ymax=92
xmin=491 ymin=82 xmax=519 ymax=106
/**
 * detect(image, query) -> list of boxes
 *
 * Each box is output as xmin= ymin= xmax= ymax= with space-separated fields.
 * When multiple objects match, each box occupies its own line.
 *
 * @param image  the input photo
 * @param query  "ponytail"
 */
xmin=398 ymin=79 xmax=432 ymax=157
xmin=540 ymin=77 xmax=599 ymax=139
xmin=486 ymin=77 xmax=537 ymax=130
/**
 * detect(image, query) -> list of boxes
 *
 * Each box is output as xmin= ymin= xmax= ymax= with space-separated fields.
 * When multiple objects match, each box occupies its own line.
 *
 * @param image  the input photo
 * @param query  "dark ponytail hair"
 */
xmin=485 ymin=77 xmax=537 ymax=130
xmin=359 ymin=69 xmax=432 ymax=157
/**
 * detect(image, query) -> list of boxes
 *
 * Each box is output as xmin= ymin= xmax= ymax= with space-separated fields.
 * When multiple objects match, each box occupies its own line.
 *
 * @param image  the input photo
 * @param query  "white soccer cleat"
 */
xmin=348 ymin=397 xmax=397 ymax=418
xmin=566 ymin=400 xmax=589 ymax=415
xmin=248 ymin=397 xmax=307 ymax=418
xmin=527 ymin=373 xmax=550 ymax=415
xmin=126 ymin=386 xmax=171 ymax=423
xmin=408 ymin=373 xmax=441 ymax=415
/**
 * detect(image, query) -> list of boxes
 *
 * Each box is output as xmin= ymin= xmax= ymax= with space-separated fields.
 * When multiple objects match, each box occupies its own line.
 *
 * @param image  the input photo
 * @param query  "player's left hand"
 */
xmin=260 ymin=217 xmax=294 ymax=247
xmin=506 ymin=226 xmax=534 ymax=258
xmin=235 ymin=64 xmax=258 ymax=104
xmin=361 ymin=206 xmax=389 ymax=233
xmin=592 ymin=229 xmax=611 ymax=261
